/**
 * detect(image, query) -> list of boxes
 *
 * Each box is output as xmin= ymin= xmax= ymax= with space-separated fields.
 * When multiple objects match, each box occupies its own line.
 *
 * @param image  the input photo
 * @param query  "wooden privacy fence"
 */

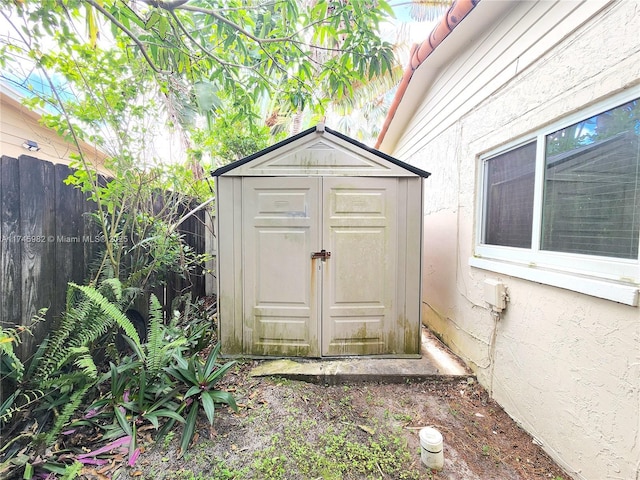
xmin=0 ymin=155 xmax=210 ymax=362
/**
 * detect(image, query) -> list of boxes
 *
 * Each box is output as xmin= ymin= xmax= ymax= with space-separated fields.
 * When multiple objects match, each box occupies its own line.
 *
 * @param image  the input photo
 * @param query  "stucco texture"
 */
xmin=393 ymin=1 xmax=640 ymax=479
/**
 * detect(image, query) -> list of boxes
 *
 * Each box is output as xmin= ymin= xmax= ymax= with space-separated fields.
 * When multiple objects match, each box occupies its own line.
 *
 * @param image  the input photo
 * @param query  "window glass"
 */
xmin=542 ymin=99 xmax=640 ymax=259
xmin=484 ymin=142 xmax=536 ymax=248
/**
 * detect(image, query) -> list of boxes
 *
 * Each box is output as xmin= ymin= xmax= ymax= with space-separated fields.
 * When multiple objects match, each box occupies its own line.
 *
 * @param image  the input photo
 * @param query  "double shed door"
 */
xmin=243 ymin=176 xmax=399 ymax=357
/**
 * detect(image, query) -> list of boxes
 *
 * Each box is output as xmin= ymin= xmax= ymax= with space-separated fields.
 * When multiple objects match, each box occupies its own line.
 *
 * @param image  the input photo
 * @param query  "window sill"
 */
xmin=468 ymin=257 xmax=639 ymax=306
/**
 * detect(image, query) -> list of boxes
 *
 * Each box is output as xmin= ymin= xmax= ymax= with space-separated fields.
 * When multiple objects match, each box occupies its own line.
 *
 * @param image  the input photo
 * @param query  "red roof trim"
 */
xmin=375 ymin=0 xmax=480 ymax=149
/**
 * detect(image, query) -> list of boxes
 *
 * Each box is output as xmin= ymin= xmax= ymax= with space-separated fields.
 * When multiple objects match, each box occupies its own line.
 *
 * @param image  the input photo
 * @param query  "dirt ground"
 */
xmin=99 ymin=361 xmax=571 ymax=480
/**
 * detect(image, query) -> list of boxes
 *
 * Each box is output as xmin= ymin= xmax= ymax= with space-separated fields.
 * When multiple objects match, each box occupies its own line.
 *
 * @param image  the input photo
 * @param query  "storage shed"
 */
xmin=212 ymin=125 xmax=430 ymax=357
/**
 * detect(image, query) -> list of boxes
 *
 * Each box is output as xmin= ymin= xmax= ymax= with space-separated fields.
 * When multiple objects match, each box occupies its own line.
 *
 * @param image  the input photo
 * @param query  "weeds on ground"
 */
xmin=248 ymin=411 xmax=421 ymax=480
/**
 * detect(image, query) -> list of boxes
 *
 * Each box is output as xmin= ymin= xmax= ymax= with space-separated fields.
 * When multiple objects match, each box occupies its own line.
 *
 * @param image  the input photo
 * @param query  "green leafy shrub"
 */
xmin=0 ymin=280 xmax=140 ymax=477
xmin=83 ymin=294 xmax=186 ymax=445
xmin=166 ymin=343 xmax=238 ymax=456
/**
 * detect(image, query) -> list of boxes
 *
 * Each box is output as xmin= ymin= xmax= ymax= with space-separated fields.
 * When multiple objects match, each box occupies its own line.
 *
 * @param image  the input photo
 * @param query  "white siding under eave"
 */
xmin=388 ymin=1 xmax=640 ymax=479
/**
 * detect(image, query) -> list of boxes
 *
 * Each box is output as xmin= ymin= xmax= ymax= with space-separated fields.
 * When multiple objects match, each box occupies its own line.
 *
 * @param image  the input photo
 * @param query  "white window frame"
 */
xmin=471 ymin=87 xmax=640 ymax=306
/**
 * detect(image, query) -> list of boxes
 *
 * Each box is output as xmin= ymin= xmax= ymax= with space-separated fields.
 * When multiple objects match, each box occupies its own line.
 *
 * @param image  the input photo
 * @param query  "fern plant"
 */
xmin=137 ymin=294 xmax=185 ymax=378
xmin=1 ymin=326 xmax=25 ymax=385
xmin=34 ymin=281 xmax=140 ymax=381
xmin=35 ymin=281 xmax=141 ymax=442
xmin=2 ymin=280 xmax=231 ymax=477
xmin=0 ymin=279 xmax=142 ymax=450
xmin=0 ymin=279 xmax=146 ymax=479
xmin=76 ymin=294 xmax=187 ymax=466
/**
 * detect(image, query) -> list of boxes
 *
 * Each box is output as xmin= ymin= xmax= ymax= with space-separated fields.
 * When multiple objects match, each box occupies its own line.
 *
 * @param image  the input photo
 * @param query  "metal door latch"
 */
xmin=311 ymin=249 xmax=331 ymax=261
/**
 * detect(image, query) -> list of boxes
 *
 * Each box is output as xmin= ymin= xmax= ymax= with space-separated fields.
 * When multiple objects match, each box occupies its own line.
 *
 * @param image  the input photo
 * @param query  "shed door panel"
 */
xmin=243 ymin=177 xmax=320 ymax=356
xmin=322 ymin=178 xmax=398 ymax=356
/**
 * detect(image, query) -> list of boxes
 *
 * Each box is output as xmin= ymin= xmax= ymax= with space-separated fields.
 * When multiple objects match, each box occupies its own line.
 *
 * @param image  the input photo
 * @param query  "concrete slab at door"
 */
xmin=322 ymin=178 xmax=398 ymax=356
xmin=242 ymin=177 xmax=321 ymax=356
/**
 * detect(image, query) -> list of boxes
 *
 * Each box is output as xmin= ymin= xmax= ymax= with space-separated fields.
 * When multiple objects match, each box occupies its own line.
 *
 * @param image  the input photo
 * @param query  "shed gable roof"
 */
xmin=212 ymin=125 xmax=430 ymax=178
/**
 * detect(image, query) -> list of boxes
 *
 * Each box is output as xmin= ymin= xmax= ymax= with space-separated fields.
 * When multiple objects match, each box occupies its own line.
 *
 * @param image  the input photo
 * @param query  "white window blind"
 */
xmin=482 ymin=98 xmax=640 ymax=260
xmin=541 ymin=100 xmax=640 ymax=259
xmin=483 ymin=141 xmax=536 ymax=248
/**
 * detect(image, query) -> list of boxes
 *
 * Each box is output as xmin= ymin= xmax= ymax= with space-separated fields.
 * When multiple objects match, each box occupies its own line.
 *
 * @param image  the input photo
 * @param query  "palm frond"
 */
xmin=408 ymin=1 xmax=450 ymax=22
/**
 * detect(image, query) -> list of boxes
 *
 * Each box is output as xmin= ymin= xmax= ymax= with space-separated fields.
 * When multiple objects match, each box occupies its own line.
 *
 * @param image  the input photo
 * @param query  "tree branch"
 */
xmin=140 ymin=0 xmax=190 ymax=11
xmin=166 ymin=4 xmax=324 ymax=94
xmin=83 ymin=0 xmax=172 ymax=75
xmin=167 ymin=10 xmax=277 ymax=90
xmin=175 ymin=3 xmax=295 ymax=44
xmin=167 ymin=10 xmax=243 ymax=70
xmin=177 ymin=3 xmax=362 ymax=55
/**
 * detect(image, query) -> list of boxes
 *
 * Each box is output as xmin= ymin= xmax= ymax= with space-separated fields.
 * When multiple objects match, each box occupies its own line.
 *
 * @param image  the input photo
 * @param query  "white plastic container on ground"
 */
xmin=419 ymin=426 xmax=444 ymax=470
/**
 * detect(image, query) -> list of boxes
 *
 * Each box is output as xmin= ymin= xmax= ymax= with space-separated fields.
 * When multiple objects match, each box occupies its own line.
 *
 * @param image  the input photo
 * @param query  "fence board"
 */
xmin=167 ymin=203 xmax=207 ymax=314
xmin=193 ymin=209 xmax=206 ymax=295
xmin=0 ymin=156 xmax=22 ymax=329
xmin=19 ymin=156 xmax=56 ymax=355
xmin=1 ymin=155 xmax=209 ymax=363
xmin=40 ymin=160 xmax=57 ymax=346
xmin=54 ymin=164 xmax=88 ymax=321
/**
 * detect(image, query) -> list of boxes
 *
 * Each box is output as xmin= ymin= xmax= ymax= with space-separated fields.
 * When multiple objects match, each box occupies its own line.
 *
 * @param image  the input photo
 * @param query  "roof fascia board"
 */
xmin=325 ymin=126 xmax=430 ymax=177
xmin=1 ymin=88 xmax=46 ymax=122
xmin=377 ymin=0 xmax=514 ymax=153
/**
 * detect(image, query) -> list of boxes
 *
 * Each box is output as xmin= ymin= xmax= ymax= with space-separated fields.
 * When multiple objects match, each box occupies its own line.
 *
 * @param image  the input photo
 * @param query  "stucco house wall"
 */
xmin=378 ymin=1 xmax=640 ymax=479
